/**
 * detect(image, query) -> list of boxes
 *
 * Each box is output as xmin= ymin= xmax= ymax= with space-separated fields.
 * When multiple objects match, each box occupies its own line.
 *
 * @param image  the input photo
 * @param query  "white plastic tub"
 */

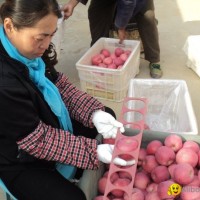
xmin=127 ymin=79 xmax=198 ymax=135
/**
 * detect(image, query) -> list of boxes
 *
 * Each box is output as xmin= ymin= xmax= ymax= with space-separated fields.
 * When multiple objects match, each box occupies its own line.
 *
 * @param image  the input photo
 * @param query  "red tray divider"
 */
xmin=103 ymin=97 xmax=148 ymax=200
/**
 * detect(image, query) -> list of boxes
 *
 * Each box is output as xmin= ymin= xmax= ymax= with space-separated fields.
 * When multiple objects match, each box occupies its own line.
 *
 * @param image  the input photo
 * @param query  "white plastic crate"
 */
xmin=127 ymin=79 xmax=198 ymax=135
xmin=76 ymin=37 xmax=140 ymax=102
xmin=183 ymin=35 xmax=200 ymax=77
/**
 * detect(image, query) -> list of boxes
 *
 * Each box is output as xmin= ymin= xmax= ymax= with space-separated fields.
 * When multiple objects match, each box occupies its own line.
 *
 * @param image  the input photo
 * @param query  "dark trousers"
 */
xmin=88 ymin=0 xmax=160 ymax=63
xmin=1 ymin=168 xmax=86 ymax=200
xmin=0 ymin=107 xmax=115 ymax=200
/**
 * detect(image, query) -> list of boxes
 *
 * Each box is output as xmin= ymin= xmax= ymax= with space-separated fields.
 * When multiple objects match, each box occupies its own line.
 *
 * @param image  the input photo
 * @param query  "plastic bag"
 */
xmin=127 ymin=79 xmax=198 ymax=135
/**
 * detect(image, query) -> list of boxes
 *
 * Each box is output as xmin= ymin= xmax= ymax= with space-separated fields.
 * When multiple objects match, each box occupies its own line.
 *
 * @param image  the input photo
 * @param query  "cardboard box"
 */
xmin=127 ymin=79 xmax=198 ymax=135
xmin=76 ymin=38 xmax=140 ymax=102
xmin=78 ymin=131 xmax=200 ymax=200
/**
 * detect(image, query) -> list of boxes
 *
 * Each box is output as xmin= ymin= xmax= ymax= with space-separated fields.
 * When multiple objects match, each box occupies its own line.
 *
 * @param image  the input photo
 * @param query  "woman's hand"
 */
xmin=97 ymin=144 xmax=135 ymax=166
xmin=92 ymin=110 xmax=125 ymax=139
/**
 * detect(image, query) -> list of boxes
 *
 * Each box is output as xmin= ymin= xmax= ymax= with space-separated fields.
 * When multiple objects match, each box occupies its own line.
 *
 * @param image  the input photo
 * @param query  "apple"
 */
xmin=100 ymin=49 xmax=111 ymax=57
xmin=164 ymin=134 xmax=183 ymax=152
xmin=91 ymin=54 xmax=103 ymax=65
xmin=115 ymin=47 xmax=124 ymax=57
xmin=116 ymin=137 xmax=138 ymax=152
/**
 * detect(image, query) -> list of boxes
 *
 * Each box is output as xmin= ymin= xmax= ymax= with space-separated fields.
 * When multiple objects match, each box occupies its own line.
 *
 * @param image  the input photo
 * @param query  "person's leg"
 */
xmin=136 ymin=0 xmax=160 ymax=63
xmin=136 ymin=0 xmax=162 ymax=78
xmin=1 ymin=168 xmax=86 ymax=200
xmin=88 ymin=0 xmax=117 ymax=46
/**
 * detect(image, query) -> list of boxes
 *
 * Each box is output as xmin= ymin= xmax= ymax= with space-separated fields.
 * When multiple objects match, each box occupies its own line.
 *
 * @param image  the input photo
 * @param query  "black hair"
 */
xmin=0 ymin=0 xmax=62 ymax=68
xmin=0 ymin=0 xmax=62 ymax=28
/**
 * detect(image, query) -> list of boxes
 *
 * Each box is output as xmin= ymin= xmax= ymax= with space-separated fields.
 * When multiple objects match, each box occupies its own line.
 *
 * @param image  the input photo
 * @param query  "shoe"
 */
xmin=149 ymin=63 xmax=163 ymax=78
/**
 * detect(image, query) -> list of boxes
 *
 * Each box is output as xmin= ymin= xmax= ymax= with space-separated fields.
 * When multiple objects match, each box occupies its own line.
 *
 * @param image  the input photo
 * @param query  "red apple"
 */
xmin=100 ymin=49 xmax=111 ymax=57
xmin=114 ymin=47 xmax=124 ymax=57
xmin=116 ymin=137 xmax=138 ymax=152
xmin=91 ymin=54 xmax=103 ymax=65
xmin=164 ymin=134 xmax=183 ymax=152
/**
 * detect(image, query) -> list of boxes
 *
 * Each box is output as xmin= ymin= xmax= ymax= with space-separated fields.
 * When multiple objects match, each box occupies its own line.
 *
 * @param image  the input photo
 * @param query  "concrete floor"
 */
xmin=1 ymin=0 xmax=200 ymax=199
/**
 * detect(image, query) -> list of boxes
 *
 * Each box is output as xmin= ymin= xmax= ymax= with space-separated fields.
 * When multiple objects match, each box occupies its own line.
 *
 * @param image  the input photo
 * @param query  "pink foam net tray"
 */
xmin=103 ymin=97 xmax=148 ymax=200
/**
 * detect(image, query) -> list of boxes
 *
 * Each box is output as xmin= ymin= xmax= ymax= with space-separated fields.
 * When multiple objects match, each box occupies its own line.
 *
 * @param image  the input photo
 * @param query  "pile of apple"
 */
xmin=91 ymin=47 xmax=131 ymax=69
xmin=94 ymin=134 xmax=200 ymax=200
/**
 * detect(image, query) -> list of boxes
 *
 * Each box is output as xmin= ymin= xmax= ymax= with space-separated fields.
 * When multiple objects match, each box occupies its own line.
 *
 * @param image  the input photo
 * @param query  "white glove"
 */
xmin=92 ymin=110 xmax=125 ymax=139
xmin=97 ymin=144 xmax=135 ymax=166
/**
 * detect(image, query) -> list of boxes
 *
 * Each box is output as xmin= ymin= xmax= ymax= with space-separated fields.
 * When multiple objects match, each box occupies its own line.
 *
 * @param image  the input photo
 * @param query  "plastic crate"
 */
xmin=127 ymin=79 xmax=198 ymax=135
xmin=78 ymin=131 xmax=200 ymax=200
xmin=183 ymin=35 xmax=200 ymax=77
xmin=75 ymin=38 xmax=140 ymax=102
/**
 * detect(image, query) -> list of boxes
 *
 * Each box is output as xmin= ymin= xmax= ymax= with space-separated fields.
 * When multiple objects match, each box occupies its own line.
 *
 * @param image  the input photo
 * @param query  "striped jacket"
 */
xmin=0 ymin=41 xmax=104 ymax=171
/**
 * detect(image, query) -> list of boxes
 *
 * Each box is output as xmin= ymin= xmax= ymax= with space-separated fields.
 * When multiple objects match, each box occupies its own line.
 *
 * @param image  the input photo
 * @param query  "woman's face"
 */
xmin=4 ymin=13 xmax=58 ymax=59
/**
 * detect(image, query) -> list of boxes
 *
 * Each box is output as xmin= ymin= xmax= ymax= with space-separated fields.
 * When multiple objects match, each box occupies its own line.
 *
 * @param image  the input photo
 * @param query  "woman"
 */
xmin=0 ymin=0 xmax=134 ymax=199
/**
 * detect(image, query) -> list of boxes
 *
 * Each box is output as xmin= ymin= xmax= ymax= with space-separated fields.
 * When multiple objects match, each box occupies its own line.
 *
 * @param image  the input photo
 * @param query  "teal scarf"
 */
xmin=0 ymin=26 xmax=76 ymax=179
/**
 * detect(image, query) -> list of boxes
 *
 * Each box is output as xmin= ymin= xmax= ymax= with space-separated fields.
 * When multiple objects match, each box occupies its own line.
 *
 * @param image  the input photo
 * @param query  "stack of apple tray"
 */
xmin=103 ymin=97 xmax=148 ymax=200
